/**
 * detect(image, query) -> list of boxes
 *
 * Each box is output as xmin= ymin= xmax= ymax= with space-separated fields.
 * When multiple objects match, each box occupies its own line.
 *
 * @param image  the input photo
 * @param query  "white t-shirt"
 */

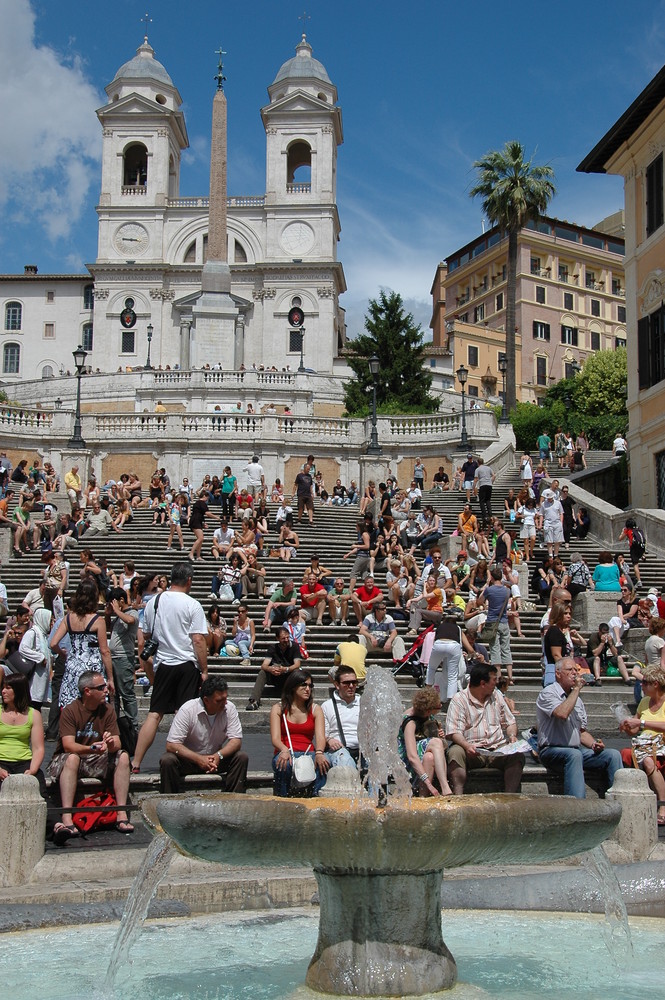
xmin=518 ymin=505 xmax=536 ymax=528
xmin=244 ymin=462 xmax=264 ymax=486
xmin=322 ymin=693 xmax=361 ymax=749
xmin=144 ymin=590 xmax=207 ymax=667
xmin=213 ymin=526 xmax=235 ymax=547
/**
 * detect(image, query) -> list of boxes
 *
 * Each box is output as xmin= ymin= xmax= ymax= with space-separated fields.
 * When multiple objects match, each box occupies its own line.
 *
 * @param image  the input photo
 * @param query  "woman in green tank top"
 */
xmin=0 ymin=674 xmax=45 ymax=794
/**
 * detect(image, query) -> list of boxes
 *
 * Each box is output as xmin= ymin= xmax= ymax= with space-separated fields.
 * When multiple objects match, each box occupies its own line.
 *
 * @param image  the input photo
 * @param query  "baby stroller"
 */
xmin=391 ymin=624 xmax=436 ymax=687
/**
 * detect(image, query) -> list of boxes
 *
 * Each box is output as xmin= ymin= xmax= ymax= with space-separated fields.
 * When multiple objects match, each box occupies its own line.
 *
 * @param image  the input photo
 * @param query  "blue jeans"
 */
xmin=325 ymin=747 xmax=358 ymax=769
xmin=272 ymin=751 xmax=327 ymax=797
xmin=538 ymin=744 xmax=623 ymax=798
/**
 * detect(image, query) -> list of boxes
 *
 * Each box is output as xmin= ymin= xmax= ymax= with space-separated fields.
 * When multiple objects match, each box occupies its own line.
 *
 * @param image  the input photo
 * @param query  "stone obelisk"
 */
xmin=192 ymin=48 xmax=238 ymax=368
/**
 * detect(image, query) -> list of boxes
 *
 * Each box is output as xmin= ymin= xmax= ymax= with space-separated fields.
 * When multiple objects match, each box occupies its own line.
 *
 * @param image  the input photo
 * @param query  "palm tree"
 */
xmin=470 ymin=141 xmax=556 ymax=411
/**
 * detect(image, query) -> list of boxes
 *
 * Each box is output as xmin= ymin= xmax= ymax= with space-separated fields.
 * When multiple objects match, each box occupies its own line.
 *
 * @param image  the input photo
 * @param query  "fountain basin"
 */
xmin=143 ymin=793 xmax=621 ymax=996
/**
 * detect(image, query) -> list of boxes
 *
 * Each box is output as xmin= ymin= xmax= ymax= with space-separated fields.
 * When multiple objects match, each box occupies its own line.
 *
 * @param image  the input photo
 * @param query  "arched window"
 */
xmin=83 ymin=284 xmax=94 ymax=310
xmin=41 ymin=365 xmax=54 ymax=379
xmin=183 ymin=240 xmax=197 ymax=263
xmin=82 ymin=323 xmax=93 ymax=352
xmin=3 ymin=343 xmax=20 ymax=374
xmin=234 ymin=239 xmax=247 ymax=263
xmin=286 ymin=141 xmax=312 ymax=187
xmin=5 ymin=301 xmax=22 ymax=331
xmin=123 ymin=143 xmax=148 ymax=187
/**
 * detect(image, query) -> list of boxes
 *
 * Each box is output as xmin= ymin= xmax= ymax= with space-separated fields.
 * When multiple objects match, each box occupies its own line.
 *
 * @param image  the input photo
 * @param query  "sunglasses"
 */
xmin=88 ymin=683 xmax=108 ymax=691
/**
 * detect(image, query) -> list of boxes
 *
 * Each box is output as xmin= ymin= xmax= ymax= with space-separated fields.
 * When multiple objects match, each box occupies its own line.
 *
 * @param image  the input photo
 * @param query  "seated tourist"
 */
xmin=246 ymin=627 xmax=301 ymax=710
xmin=300 ymin=572 xmax=327 ymax=625
xmin=351 ymin=574 xmax=384 ymax=625
xmin=445 ymin=662 xmax=524 ymax=794
xmin=47 ymin=670 xmax=133 ymax=843
xmin=262 ymin=577 xmax=298 ymax=630
xmin=322 ymin=666 xmax=361 ymax=770
xmin=270 ymin=669 xmax=329 ymax=797
xmin=159 ymin=676 xmax=248 ymax=794
xmin=585 ymin=623 xmax=630 ymax=685
xmin=358 ymin=601 xmax=406 ymax=662
xmin=0 ymin=673 xmax=46 ymax=796
xmin=536 ymin=657 xmax=622 ymax=798
xmin=398 ymin=688 xmax=452 ymax=796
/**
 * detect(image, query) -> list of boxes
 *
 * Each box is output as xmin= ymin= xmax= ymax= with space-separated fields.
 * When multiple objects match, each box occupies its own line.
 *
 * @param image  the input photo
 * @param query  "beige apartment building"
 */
xmin=432 ymin=217 xmax=626 ymax=403
xmin=579 ymin=63 xmax=665 ymax=509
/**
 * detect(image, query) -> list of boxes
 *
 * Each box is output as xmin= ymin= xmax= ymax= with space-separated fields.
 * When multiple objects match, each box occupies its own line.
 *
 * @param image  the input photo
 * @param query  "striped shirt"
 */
xmin=445 ymin=688 xmax=515 ymax=749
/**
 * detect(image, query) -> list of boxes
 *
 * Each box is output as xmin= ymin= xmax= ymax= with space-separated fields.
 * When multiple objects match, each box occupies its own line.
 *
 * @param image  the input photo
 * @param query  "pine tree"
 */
xmin=343 ymin=290 xmax=438 ymax=416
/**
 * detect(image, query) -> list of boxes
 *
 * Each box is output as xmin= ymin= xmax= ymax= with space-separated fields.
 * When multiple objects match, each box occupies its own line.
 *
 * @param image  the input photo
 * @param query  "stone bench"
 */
xmin=572 ymin=590 xmax=623 ymax=631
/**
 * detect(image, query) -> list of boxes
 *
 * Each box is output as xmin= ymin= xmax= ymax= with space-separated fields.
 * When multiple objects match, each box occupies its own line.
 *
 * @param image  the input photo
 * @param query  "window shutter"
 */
xmin=638 ymin=316 xmax=650 ymax=389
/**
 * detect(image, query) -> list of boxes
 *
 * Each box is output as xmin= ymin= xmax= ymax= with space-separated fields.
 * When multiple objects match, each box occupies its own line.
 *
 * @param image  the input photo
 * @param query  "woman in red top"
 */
xmin=270 ymin=669 xmax=329 ymax=797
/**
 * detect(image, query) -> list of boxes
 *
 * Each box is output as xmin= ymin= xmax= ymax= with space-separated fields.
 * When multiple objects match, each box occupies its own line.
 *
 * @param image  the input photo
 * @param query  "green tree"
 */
xmin=470 ymin=141 xmax=556 ymax=411
xmin=343 ymin=290 xmax=438 ymax=416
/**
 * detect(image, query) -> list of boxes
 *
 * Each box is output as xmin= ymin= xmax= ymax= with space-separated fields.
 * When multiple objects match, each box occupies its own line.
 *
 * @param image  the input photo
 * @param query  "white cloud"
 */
xmin=0 ymin=0 xmax=101 ymax=247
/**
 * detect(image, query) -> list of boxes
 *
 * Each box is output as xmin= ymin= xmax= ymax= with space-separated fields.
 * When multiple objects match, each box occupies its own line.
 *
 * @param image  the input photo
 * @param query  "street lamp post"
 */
xmin=498 ymin=354 xmax=509 ymax=424
xmin=456 ymin=363 xmax=469 ymax=451
xmin=145 ymin=323 xmax=154 ymax=370
xmin=67 ymin=345 xmax=88 ymax=449
xmin=367 ymin=353 xmax=382 ymax=455
xmin=297 ymin=328 xmax=306 ymax=373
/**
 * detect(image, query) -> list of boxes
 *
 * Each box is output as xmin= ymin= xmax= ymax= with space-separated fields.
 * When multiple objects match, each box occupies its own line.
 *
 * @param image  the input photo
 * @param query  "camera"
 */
xmin=140 ymin=638 xmax=159 ymax=661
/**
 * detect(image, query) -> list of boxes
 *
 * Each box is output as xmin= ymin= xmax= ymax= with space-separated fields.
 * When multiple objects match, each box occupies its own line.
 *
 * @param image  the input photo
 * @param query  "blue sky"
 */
xmin=1 ymin=0 xmax=664 ymax=338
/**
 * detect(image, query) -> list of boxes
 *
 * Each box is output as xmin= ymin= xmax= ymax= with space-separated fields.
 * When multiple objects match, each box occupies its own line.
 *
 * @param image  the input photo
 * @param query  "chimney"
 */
xmin=24 ymin=265 xmax=38 ymax=275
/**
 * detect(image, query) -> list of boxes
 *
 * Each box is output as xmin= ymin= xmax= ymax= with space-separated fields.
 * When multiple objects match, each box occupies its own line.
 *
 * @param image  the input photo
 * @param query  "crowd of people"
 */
xmin=0 ymin=447 xmax=662 ymax=843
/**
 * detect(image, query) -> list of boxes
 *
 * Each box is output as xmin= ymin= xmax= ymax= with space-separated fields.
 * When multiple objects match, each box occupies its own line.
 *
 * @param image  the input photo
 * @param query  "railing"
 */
xmin=167 ymin=196 xmax=266 ymax=209
xmin=121 ymin=185 xmax=146 ymax=196
xmin=285 ymin=183 xmax=311 ymax=194
xmin=0 ymin=406 xmax=53 ymax=429
xmin=387 ymin=413 xmax=460 ymax=438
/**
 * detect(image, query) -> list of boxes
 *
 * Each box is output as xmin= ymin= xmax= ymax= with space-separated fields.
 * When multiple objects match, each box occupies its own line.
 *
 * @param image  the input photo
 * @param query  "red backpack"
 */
xmin=72 ymin=792 xmax=118 ymax=832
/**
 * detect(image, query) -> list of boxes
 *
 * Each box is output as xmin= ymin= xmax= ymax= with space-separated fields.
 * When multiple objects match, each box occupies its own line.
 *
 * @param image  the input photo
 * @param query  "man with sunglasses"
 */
xmin=322 ymin=666 xmax=362 ymax=769
xmin=48 ymin=670 xmax=132 ymax=843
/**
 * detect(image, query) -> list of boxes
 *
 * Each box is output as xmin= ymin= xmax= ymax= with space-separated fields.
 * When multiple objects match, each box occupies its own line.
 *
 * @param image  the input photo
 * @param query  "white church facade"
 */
xmin=0 ymin=34 xmax=347 ymax=383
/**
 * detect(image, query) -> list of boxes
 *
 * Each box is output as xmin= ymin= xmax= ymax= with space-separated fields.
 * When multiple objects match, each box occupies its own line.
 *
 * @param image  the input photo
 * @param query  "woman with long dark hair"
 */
xmin=0 ymin=674 xmax=46 ymax=794
xmin=270 ymin=669 xmax=329 ymax=797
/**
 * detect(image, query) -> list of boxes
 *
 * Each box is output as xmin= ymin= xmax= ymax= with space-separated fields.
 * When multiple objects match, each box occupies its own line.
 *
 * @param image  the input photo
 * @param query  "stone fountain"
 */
xmin=142 ymin=669 xmax=622 ymax=997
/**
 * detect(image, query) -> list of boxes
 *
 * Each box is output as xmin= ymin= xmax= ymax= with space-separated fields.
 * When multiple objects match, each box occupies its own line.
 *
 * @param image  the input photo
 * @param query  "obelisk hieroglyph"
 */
xmin=192 ymin=48 xmax=238 ymax=368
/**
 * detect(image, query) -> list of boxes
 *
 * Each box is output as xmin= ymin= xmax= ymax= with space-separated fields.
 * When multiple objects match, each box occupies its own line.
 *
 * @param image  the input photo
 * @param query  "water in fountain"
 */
xmin=357 ymin=666 xmax=412 ymax=802
xmin=103 ymin=833 xmax=175 ymax=991
xmin=581 ymin=845 xmax=634 ymax=966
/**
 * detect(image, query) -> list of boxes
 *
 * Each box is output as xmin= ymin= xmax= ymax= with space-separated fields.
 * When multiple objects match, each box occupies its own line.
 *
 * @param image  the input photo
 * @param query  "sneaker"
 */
xmin=406 ymin=628 xmax=418 ymax=636
xmin=232 ymin=598 xmax=240 ymax=606
xmin=240 ymin=657 xmax=251 ymax=666
xmin=246 ymin=700 xmax=259 ymax=711
xmin=209 ymin=593 xmax=219 ymax=600
xmin=340 ymin=619 xmax=347 ymax=627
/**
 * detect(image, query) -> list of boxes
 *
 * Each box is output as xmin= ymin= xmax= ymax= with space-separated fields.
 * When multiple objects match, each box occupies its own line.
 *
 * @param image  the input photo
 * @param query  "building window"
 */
xmin=468 ymin=345 xmax=479 ymax=367
xmin=458 ymin=312 xmax=468 ymax=323
xmin=591 ymin=330 xmax=601 ymax=351
xmin=83 ymin=284 xmax=94 ymax=310
xmin=564 ymin=362 xmax=577 ymax=380
xmin=536 ymin=356 xmax=547 ymax=386
xmin=558 ymin=264 xmax=569 ymax=283
xmin=646 ymin=152 xmax=664 ymax=237
xmin=564 ymin=291 xmax=573 ymax=310
xmin=561 ymin=325 xmax=578 ymax=346
xmin=474 ymin=304 xmax=484 ymax=323
xmin=612 ymin=278 xmax=622 ymax=296
xmin=82 ymin=324 xmax=93 ymax=352
xmin=468 ymin=385 xmax=479 ymax=398
xmin=615 ymin=337 xmax=626 ymax=350
xmin=41 ymin=365 xmax=54 ymax=379
xmin=289 ymin=329 xmax=304 ymax=353
xmin=44 ymin=323 xmax=55 ymax=339
xmin=4 ymin=302 xmax=21 ymax=331
xmin=535 ymin=286 xmax=546 ymax=304
xmin=121 ymin=330 xmax=135 ymax=354
xmin=530 ymin=256 xmax=541 ymax=275
xmin=123 ymin=142 xmax=148 ymax=187
xmin=46 ymin=290 xmax=55 ymax=303
xmin=496 ymin=292 xmax=504 ymax=311
xmin=656 ymin=449 xmax=665 ymax=509
xmin=286 ymin=140 xmax=312 ymax=187
xmin=638 ymin=302 xmax=665 ymax=389
xmin=585 ymin=270 xmax=596 ymax=290
xmin=591 ymin=299 xmax=601 ymax=317
xmin=3 ymin=343 xmax=20 ymax=374
xmin=533 ymin=321 xmax=550 ymax=341
xmin=618 ymin=305 xmax=626 ymax=323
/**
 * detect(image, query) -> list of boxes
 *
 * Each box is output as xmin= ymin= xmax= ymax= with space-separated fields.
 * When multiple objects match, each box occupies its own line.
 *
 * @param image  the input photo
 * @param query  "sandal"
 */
xmin=115 ymin=820 xmax=135 ymax=833
xmin=131 ymin=765 xmax=141 ymax=774
xmin=53 ymin=822 xmax=79 ymax=845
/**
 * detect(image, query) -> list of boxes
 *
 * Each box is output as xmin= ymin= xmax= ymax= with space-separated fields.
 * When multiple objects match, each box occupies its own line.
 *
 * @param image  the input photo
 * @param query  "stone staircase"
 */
xmin=2 ymin=469 xmax=655 ymax=737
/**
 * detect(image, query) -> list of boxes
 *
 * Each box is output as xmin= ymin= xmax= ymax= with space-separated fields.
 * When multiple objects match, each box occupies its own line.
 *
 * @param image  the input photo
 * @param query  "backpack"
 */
xmin=72 ymin=792 xmax=118 ymax=832
xmin=631 ymin=526 xmax=646 ymax=550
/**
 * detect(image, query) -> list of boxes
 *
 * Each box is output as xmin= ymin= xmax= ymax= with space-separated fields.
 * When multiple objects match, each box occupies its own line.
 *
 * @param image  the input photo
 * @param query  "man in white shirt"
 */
xmin=132 ymin=562 xmax=208 ymax=771
xmin=211 ymin=520 xmax=235 ymax=560
xmin=159 ymin=676 xmax=248 ymax=793
xmin=538 ymin=489 xmax=564 ymax=559
xmin=243 ymin=456 xmax=266 ymax=499
xmin=322 ymin=666 xmax=362 ymax=770
xmin=358 ymin=602 xmax=407 ymax=662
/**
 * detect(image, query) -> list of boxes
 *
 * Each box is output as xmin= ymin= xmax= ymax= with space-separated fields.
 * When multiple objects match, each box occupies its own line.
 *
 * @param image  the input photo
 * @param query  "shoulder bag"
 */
xmin=283 ymin=713 xmax=316 ymax=788
xmin=480 ymin=589 xmax=511 ymax=647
